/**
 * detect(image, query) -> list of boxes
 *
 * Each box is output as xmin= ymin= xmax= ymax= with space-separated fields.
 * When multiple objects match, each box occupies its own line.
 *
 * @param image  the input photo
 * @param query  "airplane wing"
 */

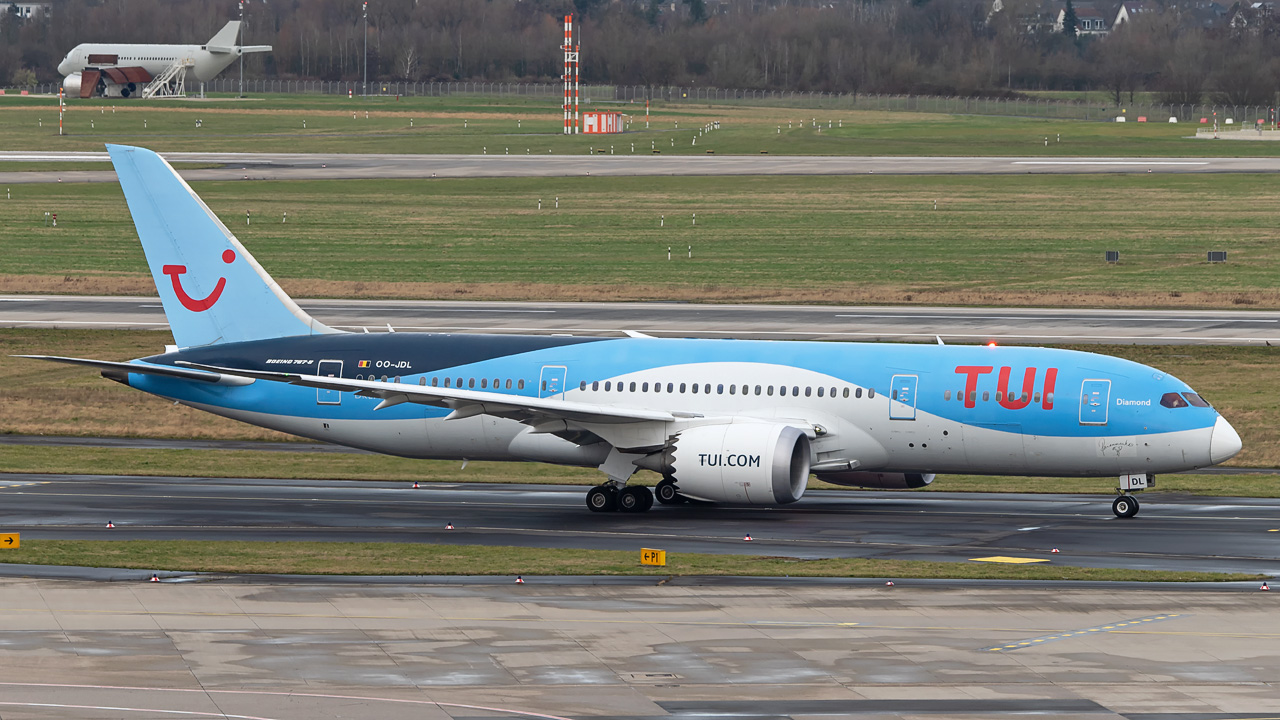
xmin=177 ymin=361 xmax=691 ymax=425
xmin=16 ymin=355 xmax=250 ymax=385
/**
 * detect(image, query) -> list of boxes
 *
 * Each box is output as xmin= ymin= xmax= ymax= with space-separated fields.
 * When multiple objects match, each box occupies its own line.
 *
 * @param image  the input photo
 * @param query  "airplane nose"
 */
xmin=57 ymin=59 xmax=69 ymax=75
xmin=1210 ymin=415 xmax=1242 ymax=465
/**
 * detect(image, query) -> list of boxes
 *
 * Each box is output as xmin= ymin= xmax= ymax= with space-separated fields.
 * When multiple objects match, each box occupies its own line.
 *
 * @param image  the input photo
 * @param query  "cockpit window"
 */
xmin=1160 ymin=392 xmax=1189 ymax=408
xmin=1182 ymin=392 xmax=1211 ymax=408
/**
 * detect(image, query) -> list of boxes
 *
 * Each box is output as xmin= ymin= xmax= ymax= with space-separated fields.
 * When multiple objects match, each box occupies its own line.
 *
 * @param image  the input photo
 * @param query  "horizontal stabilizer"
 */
xmin=15 ymin=355 xmax=251 ymax=385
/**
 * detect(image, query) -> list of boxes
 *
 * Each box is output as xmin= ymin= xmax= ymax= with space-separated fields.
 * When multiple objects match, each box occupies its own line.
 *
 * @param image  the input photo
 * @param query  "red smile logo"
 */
xmin=162 ymin=249 xmax=235 ymax=312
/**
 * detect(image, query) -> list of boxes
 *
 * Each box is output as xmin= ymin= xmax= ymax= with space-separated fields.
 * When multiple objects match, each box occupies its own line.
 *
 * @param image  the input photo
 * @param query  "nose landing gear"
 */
xmin=1112 ymin=494 xmax=1139 ymax=518
xmin=1112 ymin=473 xmax=1153 ymax=518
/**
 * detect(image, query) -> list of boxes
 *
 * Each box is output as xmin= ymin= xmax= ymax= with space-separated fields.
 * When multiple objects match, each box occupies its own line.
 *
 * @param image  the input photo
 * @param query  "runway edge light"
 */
xmin=641 ymin=548 xmax=666 ymax=567
xmin=0 ymin=533 xmax=18 ymax=549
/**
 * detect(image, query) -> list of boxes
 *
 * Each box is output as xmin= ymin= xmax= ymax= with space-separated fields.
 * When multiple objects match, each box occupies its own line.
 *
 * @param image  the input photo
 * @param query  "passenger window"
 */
xmin=668 ymin=383 xmax=674 ymax=393
xmin=982 ymin=391 xmax=989 ymax=402
xmin=1183 ymin=392 xmax=1211 ymax=408
xmin=1044 ymin=392 xmax=1052 ymax=404
xmin=654 ymin=383 xmax=661 ymax=393
xmin=855 ymin=388 xmax=863 ymax=398
xmin=729 ymin=385 xmax=737 ymax=395
xmin=818 ymin=387 xmax=825 ymax=398
xmin=419 ymin=377 xmax=426 ymax=386
xmin=792 ymin=386 xmax=799 ymax=396
xmin=944 ymin=390 xmax=951 ymax=401
xmin=382 ymin=375 xmax=389 ymax=382
xmin=630 ymin=382 xmax=637 ymax=392
xmin=1033 ymin=391 xmax=1040 ymax=403
xmin=869 ymin=388 xmax=876 ymax=398
xmin=591 ymin=381 xmax=599 ymax=391
xmin=704 ymin=384 xmax=711 ymax=394
xmin=518 ymin=379 xmax=525 ymax=390
xmin=680 ymin=383 xmax=686 ymax=393
xmin=456 ymin=377 xmax=463 ymax=388
xmin=767 ymin=386 xmax=774 ymax=396
xmin=717 ymin=384 xmax=724 ymax=394
xmin=493 ymin=378 xmax=499 ymax=389
xmin=830 ymin=387 xmax=836 ymax=397
xmin=578 ymin=381 xmax=585 ymax=391
xmin=604 ymin=381 xmax=611 ymax=391
xmin=432 ymin=377 xmax=439 ymax=387
xmin=996 ymin=391 xmax=1003 ymax=401
xmin=843 ymin=387 xmax=850 ymax=398
xmin=1161 ymin=392 xmax=1189 ymax=408
xmin=805 ymin=387 xmax=812 ymax=397
xmin=642 ymin=382 xmax=650 ymax=392
xmin=482 ymin=379 xmax=490 ymax=389
xmin=356 ymin=374 xmax=363 ymax=380
xmin=444 ymin=377 xmax=451 ymax=387
xmin=691 ymin=383 xmax=698 ymax=394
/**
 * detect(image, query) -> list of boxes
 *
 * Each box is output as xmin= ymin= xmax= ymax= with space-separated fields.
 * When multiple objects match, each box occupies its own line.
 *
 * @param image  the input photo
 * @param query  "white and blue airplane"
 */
xmin=22 ymin=145 xmax=1243 ymax=517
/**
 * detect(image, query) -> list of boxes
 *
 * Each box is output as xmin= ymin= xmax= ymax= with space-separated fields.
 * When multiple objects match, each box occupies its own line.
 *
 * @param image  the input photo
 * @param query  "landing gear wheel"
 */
xmin=1112 ymin=495 xmax=1139 ymax=519
xmin=618 ymin=486 xmax=653 ymax=513
xmin=586 ymin=485 xmax=618 ymax=513
xmin=655 ymin=478 xmax=685 ymax=505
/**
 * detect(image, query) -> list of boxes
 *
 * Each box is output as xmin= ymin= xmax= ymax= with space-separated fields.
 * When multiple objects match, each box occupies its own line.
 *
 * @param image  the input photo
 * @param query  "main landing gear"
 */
xmin=586 ymin=484 xmax=653 ymax=513
xmin=655 ymin=477 xmax=686 ymax=505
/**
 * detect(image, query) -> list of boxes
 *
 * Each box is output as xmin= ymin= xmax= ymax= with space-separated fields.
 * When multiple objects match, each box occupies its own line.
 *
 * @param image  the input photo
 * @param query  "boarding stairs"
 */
xmin=142 ymin=57 xmax=195 ymax=99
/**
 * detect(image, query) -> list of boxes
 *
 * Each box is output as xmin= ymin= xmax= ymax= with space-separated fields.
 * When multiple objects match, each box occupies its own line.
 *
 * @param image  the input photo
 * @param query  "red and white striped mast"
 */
xmin=562 ymin=15 xmax=577 ymax=135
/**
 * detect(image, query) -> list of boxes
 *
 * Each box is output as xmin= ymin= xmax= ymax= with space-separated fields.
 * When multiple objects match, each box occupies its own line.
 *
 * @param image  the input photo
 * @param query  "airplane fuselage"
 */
xmin=124 ymin=332 xmax=1236 ymax=480
xmin=58 ymin=43 xmax=240 ymax=83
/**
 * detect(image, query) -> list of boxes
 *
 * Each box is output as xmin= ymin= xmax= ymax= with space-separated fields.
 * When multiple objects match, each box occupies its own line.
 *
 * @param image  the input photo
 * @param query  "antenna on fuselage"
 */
xmin=936 ymin=335 xmax=945 ymax=345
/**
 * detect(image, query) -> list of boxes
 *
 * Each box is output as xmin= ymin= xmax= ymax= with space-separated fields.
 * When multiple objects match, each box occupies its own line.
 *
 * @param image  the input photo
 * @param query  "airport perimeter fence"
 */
xmin=8 ymin=78 xmax=1276 ymax=126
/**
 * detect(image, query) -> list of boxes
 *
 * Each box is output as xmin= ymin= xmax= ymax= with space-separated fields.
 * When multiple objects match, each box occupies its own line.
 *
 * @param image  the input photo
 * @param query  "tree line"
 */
xmin=3 ymin=0 xmax=1277 ymax=104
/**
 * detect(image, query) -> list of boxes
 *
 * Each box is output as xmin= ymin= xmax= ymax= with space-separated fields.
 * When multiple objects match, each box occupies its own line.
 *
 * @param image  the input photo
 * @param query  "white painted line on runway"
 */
xmin=835 ymin=313 xmax=1277 ymax=323
xmin=1012 ymin=161 xmax=1211 ymax=166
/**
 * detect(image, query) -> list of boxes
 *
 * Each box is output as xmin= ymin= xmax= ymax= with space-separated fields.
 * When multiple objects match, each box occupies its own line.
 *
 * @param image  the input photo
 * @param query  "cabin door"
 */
xmin=539 ymin=365 xmax=568 ymax=399
xmin=317 ymin=360 xmax=342 ymax=405
xmin=889 ymin=374 xmax=919 ymax=420
xmin=1079 ymin=379 xmax=1111 ymax=425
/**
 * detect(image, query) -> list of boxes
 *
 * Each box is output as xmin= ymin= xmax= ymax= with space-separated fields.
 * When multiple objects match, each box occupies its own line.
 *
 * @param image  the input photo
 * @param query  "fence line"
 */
xmin=4 ymin=79 xmax=1273 ymax=126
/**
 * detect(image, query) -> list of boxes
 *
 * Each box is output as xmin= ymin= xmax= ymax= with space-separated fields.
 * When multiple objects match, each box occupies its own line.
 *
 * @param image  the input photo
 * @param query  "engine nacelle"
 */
xmin=63 ymin=73 xmax=82 ymax=96
xmin=816 ymin=471 xmax=935 ymax=489
xmin=667 ymin=423 xmax=810 ymax=505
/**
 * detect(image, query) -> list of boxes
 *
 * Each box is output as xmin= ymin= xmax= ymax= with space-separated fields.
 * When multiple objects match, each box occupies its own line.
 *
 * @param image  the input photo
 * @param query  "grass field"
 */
xmin=0 ymin=93 xmax=1271 ymax=157
xmin=0 ymin=539 xmax=1256 ymax=581
xmin=3 ymin=329 xmax=1278 ymax=474
xmin=4 ymin=173 xmax=1280 ymax=307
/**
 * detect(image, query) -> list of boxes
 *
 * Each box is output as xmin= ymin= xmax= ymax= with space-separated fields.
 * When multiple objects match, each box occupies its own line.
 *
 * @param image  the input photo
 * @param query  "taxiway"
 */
xmin=4 ymin=296 xmax=1278 ymax=344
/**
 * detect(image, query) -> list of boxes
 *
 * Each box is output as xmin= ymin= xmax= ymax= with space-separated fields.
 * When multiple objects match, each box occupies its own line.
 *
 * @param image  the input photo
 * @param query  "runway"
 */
xmin=5 ymin=295 xmax=1278 ymax=344
xmin=0 ymin=579 xmax=1277 ymax=719
xmin=4 ymin=151 xmax=1280 ymax=183
xmin=2 ymin=473 xmax=1277 ymax=576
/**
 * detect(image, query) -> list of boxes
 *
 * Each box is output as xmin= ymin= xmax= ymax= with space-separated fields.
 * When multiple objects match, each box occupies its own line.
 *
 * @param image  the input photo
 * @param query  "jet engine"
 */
xmin=664 ymin=423 xmax=810 ymax=505
xmin=62 ymin=73 xmax=82 ymax=96
xmin=816 ymin=471 xmax=935 ymax=489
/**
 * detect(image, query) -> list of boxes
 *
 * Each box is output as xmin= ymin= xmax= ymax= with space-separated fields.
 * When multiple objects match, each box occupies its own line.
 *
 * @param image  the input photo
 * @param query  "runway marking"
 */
xmin=1012 ymin=161 xmax=1211 ymax=166
xmin=835 ymin=313 xmax=1277 ymax=323
xmin=0 ymin=682 xmax=576 ymax=720
xmin=0 ymin=702 xmax=277 ymax=719
xmin=969 ymin=556 xmax=1050 ymax=564
xmin=982 ymin=613 xmax=1182 ymax=652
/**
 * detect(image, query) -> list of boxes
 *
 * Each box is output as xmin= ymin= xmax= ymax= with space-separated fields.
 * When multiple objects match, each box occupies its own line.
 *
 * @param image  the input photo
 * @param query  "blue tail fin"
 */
xmin=107 ymin=144 xmax=335 ymax=348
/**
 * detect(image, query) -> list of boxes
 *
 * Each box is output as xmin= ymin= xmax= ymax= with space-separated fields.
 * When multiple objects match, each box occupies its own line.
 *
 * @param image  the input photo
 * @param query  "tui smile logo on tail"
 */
xmin=162 ymin=249 xmax=235 ymax=312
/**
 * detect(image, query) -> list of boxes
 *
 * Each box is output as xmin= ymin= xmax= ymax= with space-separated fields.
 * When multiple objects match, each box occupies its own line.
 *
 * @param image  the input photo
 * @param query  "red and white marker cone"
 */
xmin=106 ymin=521 xmax=114 ymax=528
xmin=515 ymin=575 xmax=524 ymax=584
xmin=1051 ymin=548 xmax=1060 ymax=554
xmin=446 ymin=522 xmax=454 ymax=530
xmin=1262 ymin=581 xmax=1270 ymax=591
xmin=412 ymin=481 xmax=420 ymax=489
xmin=743 ymin=534 xmax=753 ymax=541
xmin=885 ymin=581 xmax=895 ymax=586
xmin=150 ymin=574 xmax=160 ymax=583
